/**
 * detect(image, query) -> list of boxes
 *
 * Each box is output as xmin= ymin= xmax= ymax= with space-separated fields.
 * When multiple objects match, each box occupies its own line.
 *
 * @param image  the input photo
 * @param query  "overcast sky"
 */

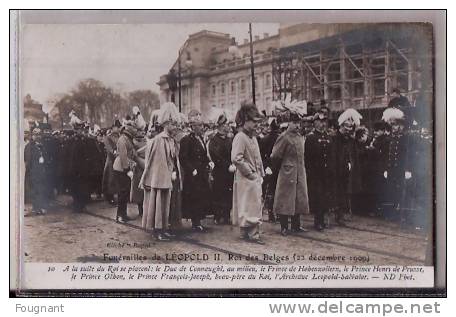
xmin=20 ymin=23 xmax=279 ymax=112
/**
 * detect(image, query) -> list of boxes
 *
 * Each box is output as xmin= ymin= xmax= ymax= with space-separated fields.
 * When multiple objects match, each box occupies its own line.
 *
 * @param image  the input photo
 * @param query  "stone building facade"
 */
xmin=158 ymin=24 xmax=433 ymax=120
xmin=157 ymin=30 xmax=279 ymax=117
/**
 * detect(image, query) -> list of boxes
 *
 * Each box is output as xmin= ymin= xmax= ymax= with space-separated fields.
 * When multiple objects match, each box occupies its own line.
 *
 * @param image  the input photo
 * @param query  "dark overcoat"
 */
xmin=259 ymin=131 xmax=280 ymax=208
xmin=208 ymin=133 xmax=233 ymax=211
xmin=304 ymin=130 xmax=336 ymax=213
xmin=24 ymin=140 xmax=48 ymax=208
xmin=332 ymin=131 xmax=362 ymax=209
xmin=179 ymin=132 xmax=211 ymax=220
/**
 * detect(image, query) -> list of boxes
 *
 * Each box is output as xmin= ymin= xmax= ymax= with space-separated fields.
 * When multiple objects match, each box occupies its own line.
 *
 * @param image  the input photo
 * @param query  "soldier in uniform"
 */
xmin=39 ymin=123 xmax=58 ymax=204
xmin=68 ymin=123 xmax=93 ymax=213
xmin=258 ymin=119 xmax=280 ymax=222
xmin=85 ymin=126 xmax=105 ymax=199
xmin=381 ymin=107 xmax=415 ymax=222
xmin=332 ymin=108 xmax=363 ymax=225
xmin=365 ymin=121 xmax=389 ymax=216
xmin=271 ymin=107 xmax=309 ymax=236
xmin=24 ymin=127 xmax=48 ymax=215
xmin=304 ymin=108 xmax=335 ymax=231
xmin=208 ymin=112 xmax=235 ymax=225
xmin=179 ymin=110 xmax=211 ymax=231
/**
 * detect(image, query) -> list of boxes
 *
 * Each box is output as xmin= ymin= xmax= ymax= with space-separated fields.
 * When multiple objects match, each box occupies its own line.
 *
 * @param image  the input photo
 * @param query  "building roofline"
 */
xmin=236 ymin=33 xmax=279 ymax=48
xmin=188 ymin=30 xmax=231 ymax=41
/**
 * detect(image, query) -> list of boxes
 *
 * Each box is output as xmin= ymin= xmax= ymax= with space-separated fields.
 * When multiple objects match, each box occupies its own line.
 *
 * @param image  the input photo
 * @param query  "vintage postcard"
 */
xmin=10 ymin=10 xmax=445 ymax=294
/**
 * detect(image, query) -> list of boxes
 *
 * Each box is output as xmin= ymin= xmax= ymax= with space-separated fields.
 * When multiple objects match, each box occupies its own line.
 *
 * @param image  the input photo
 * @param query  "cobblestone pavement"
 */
xmin=22 ymin=195 xmax=430 ymax=266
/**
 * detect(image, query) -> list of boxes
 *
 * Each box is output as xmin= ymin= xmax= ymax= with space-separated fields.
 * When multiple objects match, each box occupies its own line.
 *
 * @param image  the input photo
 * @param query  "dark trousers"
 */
xmin=72 ymin=177 xmax=90 ymax=212
xmin=31 ymin=182 xmax=46 ymax=211
xmin=279 ymin=214 xmax=301 ymax=231
xmin=313 ymin=209 xmax=325 ymax=227
xmin=114 ymin=171 xmax=131 ymax=219
xmin=214 ymin=206 xmax=230 ymax=223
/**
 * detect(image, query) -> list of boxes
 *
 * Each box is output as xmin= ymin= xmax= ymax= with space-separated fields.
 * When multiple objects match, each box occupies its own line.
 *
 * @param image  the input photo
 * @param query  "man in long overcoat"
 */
xmin=208 ymin=113 xmax=234 ymax=225
xmin=24 ymin=127 xmax=48 ymax=214
xmin=68 ymin=124 xmax=94 ymax=213
xmin=231 ymin=103 xmax=265 ymax=244
xmin=102 ymin=120 xmax=121 ymax=204
xmin=113 ymin=122 xmax=138 ymax=222
xmin=271 ymin=111 xmax=309 ymax=235
xmin=179 ymin=110 xmax=211 ymax=231
xmin=333 ymin=109 xmax=363 ymax=225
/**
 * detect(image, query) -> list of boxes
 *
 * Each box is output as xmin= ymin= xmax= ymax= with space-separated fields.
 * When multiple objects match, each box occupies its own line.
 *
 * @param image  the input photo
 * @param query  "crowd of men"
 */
xmin=24 ymin=90 xmax=433 ymax=243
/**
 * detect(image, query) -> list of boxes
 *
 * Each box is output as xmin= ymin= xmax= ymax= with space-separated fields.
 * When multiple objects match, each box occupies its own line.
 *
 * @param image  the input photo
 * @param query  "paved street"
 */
xmin=23 ymin=195 xmax=430 ymax=266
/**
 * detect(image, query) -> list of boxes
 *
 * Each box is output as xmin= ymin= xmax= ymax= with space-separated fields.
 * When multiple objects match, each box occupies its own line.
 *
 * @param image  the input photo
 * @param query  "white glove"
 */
xmin=209 ymin=161 xmax=215 ymax=169
xmin=384 ymin=171 xmax=388 ymax=179
xmin=348 ymin=162 xmax=351 ymax=171
xmin=265 ymin=167 xmax=273 ymax=175
xmin=171 ymin=171 xmax=177 ymax=181
xmin=127 ymin=171 xmax=134 ymax=178
xmin=192 ymin=169 xmax=198 ymax=176
xmin=405 ymin=171 xmax=412 ymax=179
xmin=228 ymin=164 xmax=236 ymax=173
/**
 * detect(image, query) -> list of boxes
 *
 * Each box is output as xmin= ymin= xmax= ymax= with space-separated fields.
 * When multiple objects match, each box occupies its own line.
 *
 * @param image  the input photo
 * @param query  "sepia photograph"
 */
xmin=10 ymin=10 xmax=445 ymax=294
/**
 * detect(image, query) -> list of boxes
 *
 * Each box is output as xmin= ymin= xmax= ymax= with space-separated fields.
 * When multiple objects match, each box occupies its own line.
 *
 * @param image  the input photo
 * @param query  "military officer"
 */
xmin=24 ymin=127 xmax=48 ymax=215
xmin=381 ymin=107 xmax=414 ymax=221
xmin=332 ymin=108 xmax=363 ymax=225
xmin=304 ymin=108 xmax=335 ymax=231
xmin=208 ymin=113 xmax=234 ymax=225
xmin=179 ymin=110 xmax=211 ymax=231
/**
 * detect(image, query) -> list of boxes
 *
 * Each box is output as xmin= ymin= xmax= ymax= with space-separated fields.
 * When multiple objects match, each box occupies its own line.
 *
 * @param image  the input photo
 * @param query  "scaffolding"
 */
xmin=272 ymin=25 xmax=433 ymax=121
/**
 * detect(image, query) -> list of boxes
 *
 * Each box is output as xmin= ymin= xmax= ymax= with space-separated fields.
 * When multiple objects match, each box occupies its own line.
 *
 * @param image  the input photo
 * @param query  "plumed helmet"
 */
xmin=382 ymin=107 xmax=405 ymax=124
xmin=157 ymin=102 xmax=181 ymax=125
xmin=337 ymin=108 xmax=363 ymax=127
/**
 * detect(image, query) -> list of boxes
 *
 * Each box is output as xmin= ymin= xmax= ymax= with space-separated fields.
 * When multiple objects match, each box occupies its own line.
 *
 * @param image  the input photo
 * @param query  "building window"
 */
xmin=231 ymin=102 xmax=235 ymax=111
xmin=265 ymin=74 xmax=272 ymax=88
xmin=221 ymin=83 xmax=225 ymax=95
xmin=211 ymin=85 xmax=216 ymax=96
xmin=230 ymin=80 xmax=235 ymax=93
xmin=254 ymin=76 xmax=259 ymax=91
xmin=240 ymin=79 xmax=245 ymax=92
xmin=221 ymin=103 xmax=225 ymax=109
